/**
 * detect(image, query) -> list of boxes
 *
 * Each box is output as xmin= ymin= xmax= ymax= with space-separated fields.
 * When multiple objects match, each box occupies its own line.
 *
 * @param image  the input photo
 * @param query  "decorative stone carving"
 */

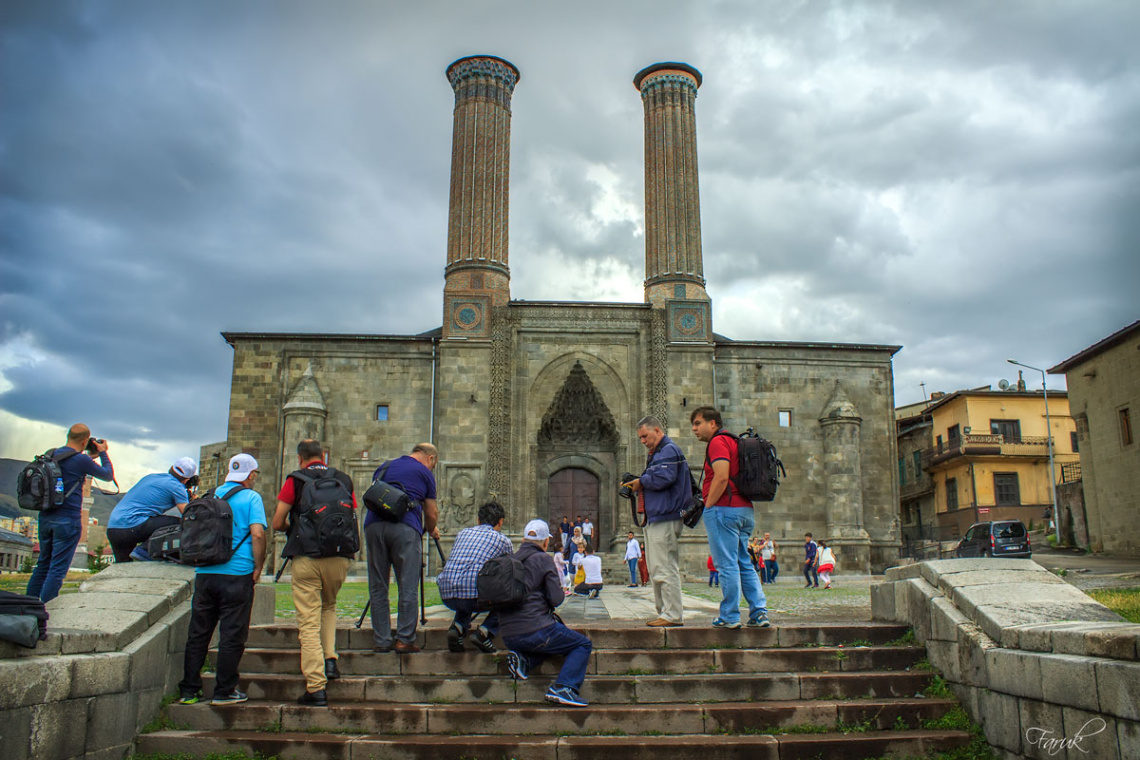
xmin=439 ymin=469 xmax=478 ymax=536
xmin=486 ymin=306 xmax=512 ymax=502
xmin=538 ymin=361 xmax=619 ymax=447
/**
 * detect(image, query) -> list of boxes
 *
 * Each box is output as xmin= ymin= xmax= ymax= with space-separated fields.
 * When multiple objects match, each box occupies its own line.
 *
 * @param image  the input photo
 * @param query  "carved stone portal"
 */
xmin=538 ymin=361 xmax=619 ymax=447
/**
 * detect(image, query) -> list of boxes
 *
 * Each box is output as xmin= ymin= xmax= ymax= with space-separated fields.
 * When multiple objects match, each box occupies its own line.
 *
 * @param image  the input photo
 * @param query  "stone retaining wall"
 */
xmin=0 ymin=564 xmax=275 ymax=760
xmin=872 ymin=559 xmax=1140 ymax=759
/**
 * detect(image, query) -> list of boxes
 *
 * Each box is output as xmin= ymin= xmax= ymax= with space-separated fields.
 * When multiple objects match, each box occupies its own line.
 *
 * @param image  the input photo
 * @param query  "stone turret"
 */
xmin=282 ymin=364 xmax=327 ymax=449
xmin=819 ymin=381 xmax=871 ymax=572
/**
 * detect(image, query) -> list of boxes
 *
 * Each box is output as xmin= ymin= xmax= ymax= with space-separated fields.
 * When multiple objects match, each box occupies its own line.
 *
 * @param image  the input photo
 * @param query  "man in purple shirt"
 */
xmin=26 ymin=423 xmax=114 ymax=602
xmin=365 ymin=443 xmax=439 ymax=654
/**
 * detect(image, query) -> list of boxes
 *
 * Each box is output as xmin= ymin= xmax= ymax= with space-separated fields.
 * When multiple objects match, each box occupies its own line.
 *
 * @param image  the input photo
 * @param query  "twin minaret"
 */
xmin=442 ymin=55 xmax=708 ymax=340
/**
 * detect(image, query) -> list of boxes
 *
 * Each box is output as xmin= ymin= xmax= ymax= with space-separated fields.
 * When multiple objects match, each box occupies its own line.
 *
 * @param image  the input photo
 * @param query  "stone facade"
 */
xmin=203 ymin=57 xmax=904 ymax=574
xmin=1050 ymin=320 xmax=1140 ymax=555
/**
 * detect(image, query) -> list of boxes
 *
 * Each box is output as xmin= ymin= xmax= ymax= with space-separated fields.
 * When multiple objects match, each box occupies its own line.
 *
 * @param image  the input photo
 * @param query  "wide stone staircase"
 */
xmin=138 ymin=621 xmax=974 ymax=759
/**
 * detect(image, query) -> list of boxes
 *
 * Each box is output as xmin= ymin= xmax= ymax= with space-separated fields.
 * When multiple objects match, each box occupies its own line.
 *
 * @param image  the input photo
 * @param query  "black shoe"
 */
xmin=468 ymin=626 xmax=497 ymax=653
xmin=372 ymin=644 xmax=393 ymax=653
xmin=297 ymin=689 xmax=328 ymax=707
xmin=447 ymin=622 xmax=466 ymax=653
xmin=325 ymin=658 xmax=341 ymax=680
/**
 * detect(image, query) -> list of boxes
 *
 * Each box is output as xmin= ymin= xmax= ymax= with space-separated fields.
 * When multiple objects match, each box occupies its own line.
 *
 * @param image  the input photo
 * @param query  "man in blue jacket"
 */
xmin=622 ymin=415 xmax=691 ymax=627
xmin=26 ymin=424 xmax=114 ymax=602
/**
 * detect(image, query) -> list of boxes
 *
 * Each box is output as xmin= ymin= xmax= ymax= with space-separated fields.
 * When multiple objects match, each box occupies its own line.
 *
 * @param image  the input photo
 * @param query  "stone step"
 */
xmin=218 ymin=645 xmax=926 ymax=676
xmin=201 ymin=670 xmax=934 ymax=704
xmin=137 ymin=728 xmax=973 ymax=760
xmin=243 ymin=622 xmax=911 ymax=651
xmin=166 ymin=697 xmax=959 ymax=735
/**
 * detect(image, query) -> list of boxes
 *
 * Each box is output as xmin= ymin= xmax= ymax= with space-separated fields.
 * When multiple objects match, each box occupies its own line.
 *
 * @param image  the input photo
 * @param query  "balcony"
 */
xmin=901 ymin=478 xmax=935 ymax=500
xmin=921 ymin=434 xmax=1053 ymax=468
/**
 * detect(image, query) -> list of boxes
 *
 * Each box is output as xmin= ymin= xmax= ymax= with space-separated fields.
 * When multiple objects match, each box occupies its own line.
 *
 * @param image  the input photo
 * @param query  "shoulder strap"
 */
xmin=47 ymin=448 xmax=85 ymax=502
xmin=217 ymin=484 xmax=247 ymax=502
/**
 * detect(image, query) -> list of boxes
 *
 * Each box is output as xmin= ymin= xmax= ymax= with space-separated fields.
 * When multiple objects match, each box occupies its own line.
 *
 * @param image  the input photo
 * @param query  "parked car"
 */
xmin=955 ymin=520 xmax=1032 ymax=559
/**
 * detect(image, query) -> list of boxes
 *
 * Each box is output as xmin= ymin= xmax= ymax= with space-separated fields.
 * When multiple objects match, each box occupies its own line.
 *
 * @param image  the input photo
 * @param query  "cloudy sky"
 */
xmin=2 ymin=0 xmax=1137 ymax=488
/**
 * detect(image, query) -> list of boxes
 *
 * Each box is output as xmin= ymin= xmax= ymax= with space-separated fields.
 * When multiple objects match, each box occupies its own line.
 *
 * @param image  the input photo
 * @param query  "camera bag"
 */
xmin=179 ymin=485 xmax=249 ymax=567
xmin=146 ymin=523 xmax=183 ymax=562
xmin=476 ymin=552 xmax=528 ymax=611
xmin=0 ymin=590 xmax=48 ymax=648
xmin=362 ymin=461 xmax=416 ymax=523
xmin=286 ymin=467 xmax=359 ymax=558
xmin=16 ymin=448 xmax=81 ymax=511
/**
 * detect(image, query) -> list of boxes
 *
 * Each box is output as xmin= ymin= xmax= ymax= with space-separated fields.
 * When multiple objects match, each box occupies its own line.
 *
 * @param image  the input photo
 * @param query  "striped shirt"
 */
xmin=436 ymin=524 xmax=513 ymax=599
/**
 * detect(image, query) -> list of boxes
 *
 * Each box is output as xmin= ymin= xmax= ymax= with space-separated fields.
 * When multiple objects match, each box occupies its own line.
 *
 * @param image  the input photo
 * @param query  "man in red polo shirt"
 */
xmin=691 ymin=406 xmax=770 ymax=629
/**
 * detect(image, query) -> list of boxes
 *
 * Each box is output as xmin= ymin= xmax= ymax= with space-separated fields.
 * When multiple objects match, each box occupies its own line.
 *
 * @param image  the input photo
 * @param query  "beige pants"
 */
xmin=644 ymin=519 xmax=684 ymax=623
xmin=291 ymin=555 xmax=351 ymax=692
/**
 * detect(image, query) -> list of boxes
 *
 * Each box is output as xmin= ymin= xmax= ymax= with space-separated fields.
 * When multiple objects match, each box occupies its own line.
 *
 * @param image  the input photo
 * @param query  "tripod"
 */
xmin=356 ymin=537 xmax=447 ymax=629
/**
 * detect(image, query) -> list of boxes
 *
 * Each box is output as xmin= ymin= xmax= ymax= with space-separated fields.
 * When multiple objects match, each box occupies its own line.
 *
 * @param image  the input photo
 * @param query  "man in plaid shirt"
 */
xmin=437 ymin=501 xmax=513 ymax=653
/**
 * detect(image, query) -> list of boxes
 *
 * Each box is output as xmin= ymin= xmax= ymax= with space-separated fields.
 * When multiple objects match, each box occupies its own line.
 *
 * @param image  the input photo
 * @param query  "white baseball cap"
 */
xmin=225 ymin=453 xmax=259 ymax=482
xmin=172 ymin=457 xmax=198 ymax=479
xmin=523 ymin=519 xmax=551 ymax=541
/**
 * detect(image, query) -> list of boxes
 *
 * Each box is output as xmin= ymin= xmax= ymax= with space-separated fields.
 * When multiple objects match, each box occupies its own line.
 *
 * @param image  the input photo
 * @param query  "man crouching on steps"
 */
xmin=500 ymin=520 xmax=593 ymax=708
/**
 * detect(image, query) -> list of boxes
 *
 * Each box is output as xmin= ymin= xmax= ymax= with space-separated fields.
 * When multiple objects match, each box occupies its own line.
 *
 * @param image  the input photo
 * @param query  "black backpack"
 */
xmin=179 ymin=485 xmax=249 ymax=567
xmin=285 ymin=467 xmax=359 ymax=559
xmin=707 ymin=428 xmax=787 ymax=503
xmin=147 ymin=523 xmax=183 ymax=562
xmin=362 ymin=461 xmax=417 ymax=523
xmin=476 ymin=552 xmax=528 ymax=611
xmin=0 ymin=590 xmax=48 ymax=648
xmin=16 ymin=448 xmax=80 ymax=511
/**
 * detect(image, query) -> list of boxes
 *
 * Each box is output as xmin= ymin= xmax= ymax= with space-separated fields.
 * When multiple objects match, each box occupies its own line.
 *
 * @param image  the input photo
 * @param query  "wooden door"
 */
xmin=548 ymin=468 xmax=600 ymax=546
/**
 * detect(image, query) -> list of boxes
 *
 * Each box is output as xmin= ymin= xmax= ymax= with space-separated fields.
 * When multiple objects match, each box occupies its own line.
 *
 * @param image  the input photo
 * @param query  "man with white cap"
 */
xmin=178 ymin=453 xmax=267 ymax=706
xmin=498 ymin=519 xmax=593 ymax=708
xmin=106 ymin=456 xmax=200 ymax=563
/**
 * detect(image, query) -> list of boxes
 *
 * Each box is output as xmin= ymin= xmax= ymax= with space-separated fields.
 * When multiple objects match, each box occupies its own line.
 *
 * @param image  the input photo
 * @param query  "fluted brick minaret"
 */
xmin=442 ymin=55 xmax=520 ymax=339
xmin=634 ymin=62 xmax=710 ymax=311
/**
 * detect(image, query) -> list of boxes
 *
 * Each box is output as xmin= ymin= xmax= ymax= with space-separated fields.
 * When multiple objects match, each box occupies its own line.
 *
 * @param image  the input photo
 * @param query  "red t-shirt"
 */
xmin=702 ymin=433 xmax=753 ymax=507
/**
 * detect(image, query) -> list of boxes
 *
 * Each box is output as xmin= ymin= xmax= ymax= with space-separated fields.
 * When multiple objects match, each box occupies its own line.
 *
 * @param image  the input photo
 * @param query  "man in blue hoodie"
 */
xmin=622 ymin=415 xmax=692 ymax=628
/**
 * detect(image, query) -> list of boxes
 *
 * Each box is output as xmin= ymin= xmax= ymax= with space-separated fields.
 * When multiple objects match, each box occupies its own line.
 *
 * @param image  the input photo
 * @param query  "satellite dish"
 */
xmin=998 ymin=379 xmax=1010 ymax=390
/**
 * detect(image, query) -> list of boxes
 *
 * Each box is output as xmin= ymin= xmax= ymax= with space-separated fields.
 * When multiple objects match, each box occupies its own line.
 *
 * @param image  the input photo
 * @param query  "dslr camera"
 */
xmin=85 ymin=437 xmax=106 ymax=455
xmin=680 ymin=493 xmax=705 ymax=529
xmin=618 ymin=472 xmax=638 ymax=500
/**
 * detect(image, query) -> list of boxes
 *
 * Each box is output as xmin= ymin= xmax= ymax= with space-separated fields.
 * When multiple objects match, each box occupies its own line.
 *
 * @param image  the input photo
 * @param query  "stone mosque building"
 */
xmin=200 ymin=56 xmax=903 ymax=575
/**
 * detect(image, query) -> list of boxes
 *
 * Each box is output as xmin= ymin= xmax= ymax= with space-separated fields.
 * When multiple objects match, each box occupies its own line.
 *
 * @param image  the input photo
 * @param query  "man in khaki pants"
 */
xmin=273 ymin=439 xmax=359 ymax=706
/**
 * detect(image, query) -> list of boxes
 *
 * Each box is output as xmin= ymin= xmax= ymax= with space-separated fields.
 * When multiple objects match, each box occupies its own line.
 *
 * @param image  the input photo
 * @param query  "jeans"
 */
xmin=503 ymin=621 xmax=593 ymax=691
xmin=442 ymin=597 xmax=499 ymax=636
xmin=708 ymin=570 xmax=719 ymax=586
xmin=626 ymin=558 xmax=639 ymax=585
xmin=703 ymin=507 xmax=766 ymax=624
xmin=26 ymin=512 xmax=82 ymax=602
xmin=365 ymin=520 xmax=422 ymax=646
xmin=765 ymin=559 xmax=779 ymax=583
xmin=804 ymin=562 xmax=819 ymax=586
xmin=179 ymin=573 xmax=255 ymax=697
xmin=107 ymin=515 xmax=180 ymax=563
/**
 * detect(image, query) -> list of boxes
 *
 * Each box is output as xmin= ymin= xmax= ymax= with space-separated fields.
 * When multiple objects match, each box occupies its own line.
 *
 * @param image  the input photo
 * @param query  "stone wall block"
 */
xmin=136 ymin=687 xmax=166 ymax=734
xmin=978 ymin=688 xmax=1022 ymax=754
xmin=905 ymin=577 xmax=942 ymax=642
xmin=0 ymin=705 xmax=32 ymax=760
xmin=1118 ymin=719 xmax=1140 ymax=760
xmin=29 ymin=697 xmax=88 ymax=760
xmin=986 ymin=648 xmax=1044 ymax=700
xmin=0 ymin=633 xmax=62 ymax=660
xmin=79 ymin=575 xmax=192 ymax=609
xmin=917 ymin=558 xmax=1035 ymax=587
xmin=86 ymin=691 xmax=139 ymax=754
xmin=1038 ymin=653 xmax=1100 ymax=711
xmin=869 ymin=581 xmax=895 ymax=621
xmin=251 ymin=583 xmax=276 ymax=625
xmin=0 ymin=656 xmax=73 ymax=710
xmin=884 ymin=564 xmax=923 ymax=582
xmin=925 ymin=639 xmax=960 ymax=682
xmin=1053 ymin=623 xmax=1140 ymax=660
xmin=1061 ymin=706 xmax=1120 ymax=760
xmin=930 ymin=596 xmax=968 ymax=642
xmin=163 ymin=602 xmax=191 ymax=653
xmin=934 ymin=566 xmax=1063 ymax=596
xmin=1019 ymin=698 xmax=1065 ymax=760
xmin=86 ymin=562 xmax=194 ymax=586
xmin=70 ymin=653 xmax=131 ymax=699
xmin=83 ymin=745 xmax=132 ymax=760
xmin=50 ymin=608 xmax=149 ymax=654
xmin=1095 ymin=660 xmax=1140 ymax=722
xmin=123 ymin=618 xmax=172 ymax=691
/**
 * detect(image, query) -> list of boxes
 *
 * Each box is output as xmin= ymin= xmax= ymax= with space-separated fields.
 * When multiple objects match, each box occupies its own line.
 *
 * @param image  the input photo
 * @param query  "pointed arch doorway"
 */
xmin=548 ymin=467 xmax=600 ymax=544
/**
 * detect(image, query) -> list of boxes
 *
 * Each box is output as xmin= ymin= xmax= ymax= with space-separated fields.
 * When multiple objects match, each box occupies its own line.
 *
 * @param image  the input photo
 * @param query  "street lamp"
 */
xmin=1007 ymin=359 xmax=1060 ymax=545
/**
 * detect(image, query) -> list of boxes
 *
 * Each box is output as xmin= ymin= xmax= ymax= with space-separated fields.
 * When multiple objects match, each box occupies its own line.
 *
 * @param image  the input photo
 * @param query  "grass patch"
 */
xmin=0 ymin=571 xmax=85 ymax=596
xmin=1089 ymin=586 xmax=1140 ymax=623
xmin=273 ymin=580 xmax=442 ymax=620
xmin=885 ymin=629 xmax=917 ymax=647
xmin=922 ymin=706 xmax=973 ymax=732
xmin=923 ymin=674 xmax=953 ymax=698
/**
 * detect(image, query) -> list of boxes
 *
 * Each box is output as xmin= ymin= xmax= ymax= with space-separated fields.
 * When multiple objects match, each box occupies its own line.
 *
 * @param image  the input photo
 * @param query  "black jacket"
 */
xmin=498 ymin=542 xmax=565 ymax=638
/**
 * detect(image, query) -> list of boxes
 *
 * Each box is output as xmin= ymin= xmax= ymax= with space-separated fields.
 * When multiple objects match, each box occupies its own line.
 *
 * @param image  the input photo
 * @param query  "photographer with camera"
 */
xmin=106 ymin=457 xmax=199 ymax=562
xmin=620 ymin=415 xmax=691 ymax=628
xmin=26 ymin=424 xmax=114 ymax=602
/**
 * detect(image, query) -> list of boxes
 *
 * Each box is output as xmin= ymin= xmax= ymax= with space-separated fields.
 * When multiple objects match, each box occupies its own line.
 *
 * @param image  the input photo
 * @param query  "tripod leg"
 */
xmin=356 ymin=600 xmax=370 ymax=630
xmin=420 ymin=560 xmax=427 ymax=625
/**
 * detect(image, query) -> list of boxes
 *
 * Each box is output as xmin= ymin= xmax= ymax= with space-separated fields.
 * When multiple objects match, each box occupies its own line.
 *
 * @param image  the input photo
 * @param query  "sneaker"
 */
xmin=747 ymin=614 xmax=772 ymax=628
xmin=545 ymin=684 xmax=588 ymax=707
xmin=297 ymin=689 xmax=328 ymax=707
xmin=506 ymin=651 xmax=529 ymax=681
xmin=447 ymin=622 xmax=466 ymax=653
xmin=469 ymin=626 xmax=497 ymax=653
xmin=178 ymin=692 xmax=201 ymax=705
xmin=324 ymin=658 xmax=341 ymax=680
xmin=129 ymin=546 xmax=152 ymax=562
xmin=588 ymin=590 xmax=600 ymax=599
xmin=210 ymin=689 xmax=248 ymax=705
xmin=711 ymin=618 xmax=742 ymax=629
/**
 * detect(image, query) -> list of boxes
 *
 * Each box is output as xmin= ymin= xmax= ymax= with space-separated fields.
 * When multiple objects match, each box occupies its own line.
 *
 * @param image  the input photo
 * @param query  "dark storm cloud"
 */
xmin=1 ymin=0 xmax=1137 ymax=466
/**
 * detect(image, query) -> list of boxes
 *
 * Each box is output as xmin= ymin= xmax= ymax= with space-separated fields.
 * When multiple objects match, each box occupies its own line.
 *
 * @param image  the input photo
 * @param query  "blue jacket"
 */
xmin=639 ymin=435 xmax=692 ymax=524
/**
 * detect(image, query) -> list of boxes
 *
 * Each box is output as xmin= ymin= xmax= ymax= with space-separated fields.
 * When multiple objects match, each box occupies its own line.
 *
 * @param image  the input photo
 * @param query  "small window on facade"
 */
xmin=948 ymin=424 xmax=960 ymax=441
xmin=778 ymin=410 xmax=792 ymax=427
xmin=376 ymin=405 xmax=389 ymax=422
xmin=898 ymin=458 xmax=907 ymax=485
xmin=946 ymin=478 xmax=958 ymax=510
xmin=1070 ymin=432 xmax=1079 ymax=453
xmin=1121 ymin=408 xmax=1133 ymax=446
xmin=994 ymin=473 xmax=1020 ymax=506
xmin=990 ymin=419 xmax=1021 ymax=443
xmin=913 ymin=450 xmax=922 ymax=475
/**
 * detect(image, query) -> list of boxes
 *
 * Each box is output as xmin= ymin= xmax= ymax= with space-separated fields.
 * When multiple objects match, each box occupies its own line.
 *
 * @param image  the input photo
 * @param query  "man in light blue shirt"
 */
xmin=106 ymin=457 xmax=198 ymax=563
xmin=178 ymin=454 xmax=267 ymax=706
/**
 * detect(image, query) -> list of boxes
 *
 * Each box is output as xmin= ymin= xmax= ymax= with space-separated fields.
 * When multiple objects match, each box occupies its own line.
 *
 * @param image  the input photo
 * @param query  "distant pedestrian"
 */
xmin=559 ymin=516 xmax=571 ymax=554
xmin=573 ymin=544 xmax=604 ymax=598
xmin=761 ymin=533 xmax=779 ymax=584
xmin=817 ymin=541 xmax=836 ymax=589
xmin=581 ymin=517 xmax=594 ymax=544
xmin=803 ymin=533 xmax=820 ymax=588
xmin=437 ymin=501 xmax=512 ymax=654
xmin=707 ymin=555 xmax=719 ymax=587
xmin=637 ymin=543 xmax=649 ymax=586
xmin=624 ymin=531 xmax=641 ymax=587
